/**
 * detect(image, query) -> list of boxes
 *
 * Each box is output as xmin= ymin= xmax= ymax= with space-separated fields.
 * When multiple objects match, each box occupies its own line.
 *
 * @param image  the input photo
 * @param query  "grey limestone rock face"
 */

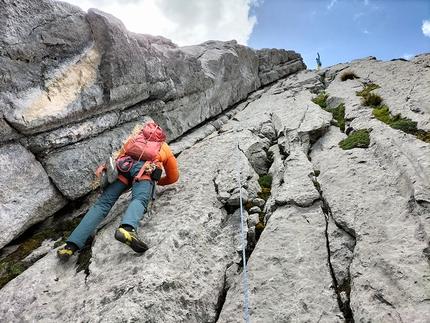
xmin=1 ymin=56 xmax=430 ymax=322
xmin=0 ymin=1 xmax=429 ymax=322
xmin=309 ymin=57 xmax=430 ymax=323
xmin=0 ymin=0 xmax=305 ymax=247
xmin=0 ymin=143 xmax=66 ymax=248
xmin=0 ymin=0 xmax=96 ymax=134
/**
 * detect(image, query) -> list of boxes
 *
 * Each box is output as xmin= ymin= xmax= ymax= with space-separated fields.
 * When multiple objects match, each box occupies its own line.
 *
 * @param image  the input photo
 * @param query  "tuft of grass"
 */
xmin=356 ymin=83 xmax=380 ymax=97
xmin=372 ymin=105 xmax=397 ymax=125
xmin=324 ymin=103 xmax=346 ymax=132
xmin=356 ymin=84 xmax=429 ymax=144
xmin=361 ymin=92 xmax=383 ymax=107
xmin=312 ymin=92 xmax=329 ymax=109
xmin=373 ymin=105 xmax=430 ymax=143
xmin=340 ymin=71 xmax=358 ymax=81
xmin=339 ymin=129 xmax=370 ymax=150
xmin=372 ymin=105 xmax=401 ymax=124
xmin=357 ymin=83 xmax=383 ymax=107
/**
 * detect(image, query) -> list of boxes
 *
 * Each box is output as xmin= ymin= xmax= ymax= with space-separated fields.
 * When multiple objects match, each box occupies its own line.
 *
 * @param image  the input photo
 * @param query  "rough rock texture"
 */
xmin=0 ymin=0 xmax=305 ymax=243
xmin=0 ymin=143 xmax=66 ymax=248
xmin=1 ymin=1 xmax=429 ymax=322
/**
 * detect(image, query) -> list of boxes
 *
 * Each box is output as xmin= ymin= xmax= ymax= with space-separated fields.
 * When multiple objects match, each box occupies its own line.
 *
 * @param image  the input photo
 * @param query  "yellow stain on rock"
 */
xmin=24 ymin=46 xmax=101 ymax=122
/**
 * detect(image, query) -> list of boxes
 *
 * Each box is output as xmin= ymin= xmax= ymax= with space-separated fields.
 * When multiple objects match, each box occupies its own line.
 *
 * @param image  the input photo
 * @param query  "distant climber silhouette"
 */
xmin=316 ymin=53 xmax=322 ymax=71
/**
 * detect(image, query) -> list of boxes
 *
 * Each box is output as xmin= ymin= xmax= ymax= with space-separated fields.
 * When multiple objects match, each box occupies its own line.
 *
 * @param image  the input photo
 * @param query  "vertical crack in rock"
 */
xmin=312 ymin=175 xmax=355 ymax=323
xmin=215 ymin=130 xmax=275 ymax=270
xmin=297 ymin=104 xmax=310 ymax=130
xmin=241 ymin=123 xmax=276 ymax=261
xmin=214 ymin=270 xmax=228 ymax=321
xmin=76 ymin=236 xmax=93 ymax=280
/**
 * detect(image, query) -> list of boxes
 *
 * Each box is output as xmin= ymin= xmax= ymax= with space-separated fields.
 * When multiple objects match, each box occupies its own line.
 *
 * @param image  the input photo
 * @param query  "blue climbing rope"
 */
xmin=235 ymin=132 xmax=250 ymax=323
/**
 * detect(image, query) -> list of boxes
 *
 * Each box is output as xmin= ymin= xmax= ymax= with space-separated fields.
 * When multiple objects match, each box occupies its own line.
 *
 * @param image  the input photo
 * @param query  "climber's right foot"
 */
xmin=114 ymin=227 xmax=149 ymax=253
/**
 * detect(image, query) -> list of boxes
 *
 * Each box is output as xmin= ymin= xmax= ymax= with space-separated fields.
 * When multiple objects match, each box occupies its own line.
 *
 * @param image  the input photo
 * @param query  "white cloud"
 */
xmin=423 ymin=20 xmax=430 ymax=37
xmin=327 ymin=0 xmax=337 ymax=9
xmin=354 ymin=12 xmax=364 ymax=20
xmin=402 ymin=53 xmax=414 ymax=60
xmin=60 ymin=0 xmax=261 ymax=46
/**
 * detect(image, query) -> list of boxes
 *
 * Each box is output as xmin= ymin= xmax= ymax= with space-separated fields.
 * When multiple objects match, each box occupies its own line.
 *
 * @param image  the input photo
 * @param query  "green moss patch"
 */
xmin=312 ymin=92 xmax=329 ymax=109
xmin=0 ymin=217 xmax=82 ymax=289
xmin=324 ymin=103 xmax=346 ymax=131
xmin=258 ymin=174 xmax=273 ymax=189
xmin=339 ymin=129 xmax=370 ymax=150
xmin=391 ymin=119 xmax=418 ymax=133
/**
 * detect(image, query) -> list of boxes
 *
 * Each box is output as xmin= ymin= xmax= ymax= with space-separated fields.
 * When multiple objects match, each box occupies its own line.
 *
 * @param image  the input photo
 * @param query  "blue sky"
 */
xmin=248 ymin=0 xmax=430 ymax=68
xmin=62 ymin=0 xmax=429 ymax=69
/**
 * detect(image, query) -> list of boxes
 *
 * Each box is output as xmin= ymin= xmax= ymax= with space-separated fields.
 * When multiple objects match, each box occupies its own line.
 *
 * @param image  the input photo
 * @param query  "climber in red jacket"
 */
xmin=57 ymin=121 xmax=179 ymax=262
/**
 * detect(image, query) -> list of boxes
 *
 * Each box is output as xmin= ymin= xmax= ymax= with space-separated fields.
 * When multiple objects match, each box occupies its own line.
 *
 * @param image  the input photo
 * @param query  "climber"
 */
xmin=316 ymin=52 xmax=322 ymax=71
xmin=57 ymin=121 xmax=179 ymax=262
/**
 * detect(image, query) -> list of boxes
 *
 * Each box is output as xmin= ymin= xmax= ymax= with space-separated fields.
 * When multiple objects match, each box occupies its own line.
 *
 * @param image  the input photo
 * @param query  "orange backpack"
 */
xmin=125 ymin=122 xmax=166 ymax=161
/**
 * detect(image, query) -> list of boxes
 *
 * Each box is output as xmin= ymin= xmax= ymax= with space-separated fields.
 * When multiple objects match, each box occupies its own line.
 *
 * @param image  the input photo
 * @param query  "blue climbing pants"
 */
xmin=67 ymin=161 xmax=154 ymax=249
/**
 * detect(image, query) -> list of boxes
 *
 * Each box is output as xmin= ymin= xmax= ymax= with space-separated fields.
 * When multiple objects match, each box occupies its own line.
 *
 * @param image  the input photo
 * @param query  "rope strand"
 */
xmin=235 ymin=130 xmax=250 ymax=323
